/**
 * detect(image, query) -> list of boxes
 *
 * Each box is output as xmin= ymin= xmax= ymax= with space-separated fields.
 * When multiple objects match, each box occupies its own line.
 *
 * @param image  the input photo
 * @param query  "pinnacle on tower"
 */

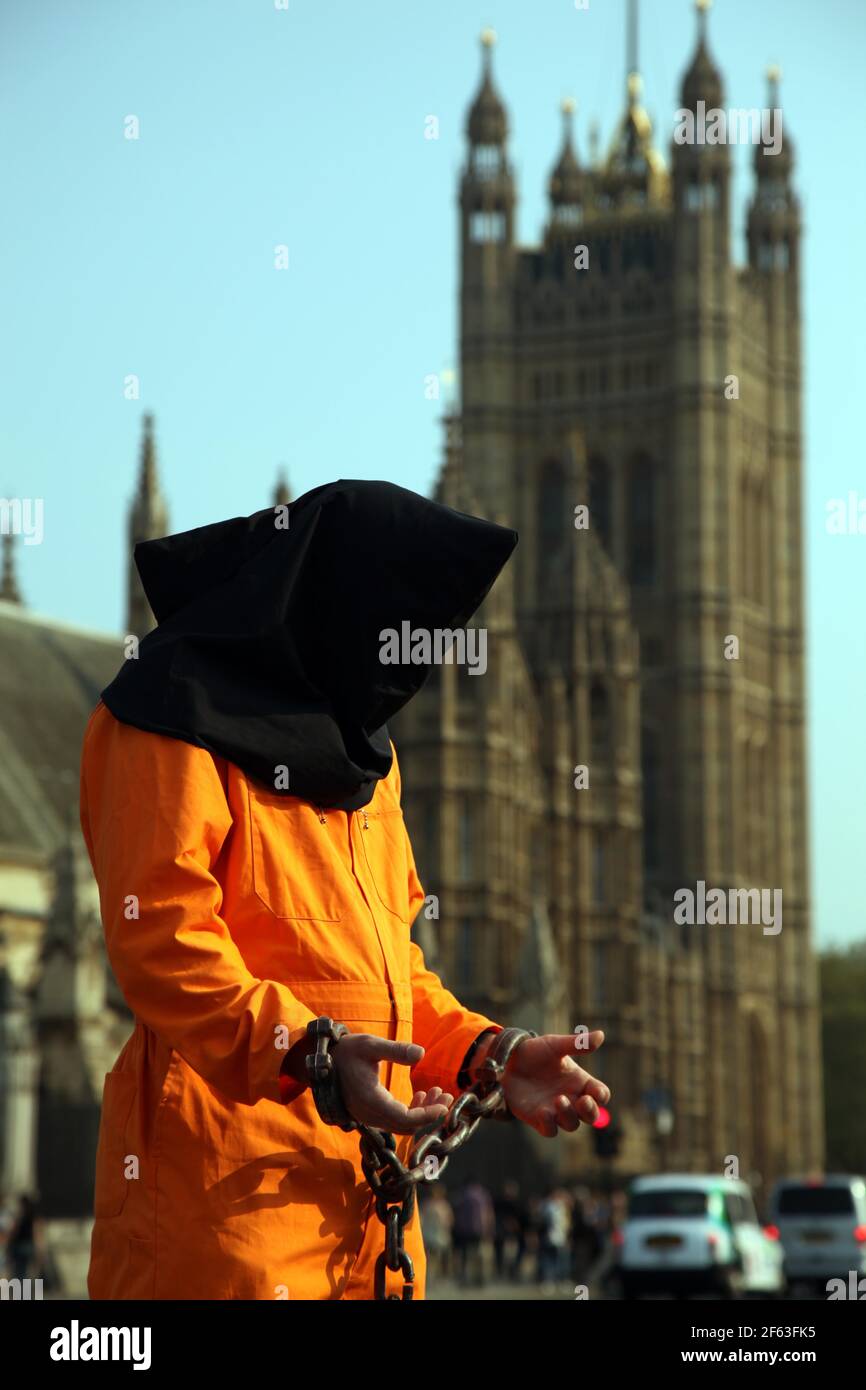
xmin=273 ymin=470 xmax=292 ymax=508
xmin=548 ymin=98 xmax=583 ymax=223
xmin=680 ymin=0 xmax=724 ymax=109
xmin=754 ymin=63 xmax=793 ymax=172
xmin=604 ymin=0 xmax=666 ymax=206
xmin=0 ymin=529 xmax=23 ymax=605
xmin=126 ymin=412 xmax=170 ymax=637
xmin=467 ymin=28 xmax=508 ymax=148
xmin=461 ymin=27 xmax=515 ymax=250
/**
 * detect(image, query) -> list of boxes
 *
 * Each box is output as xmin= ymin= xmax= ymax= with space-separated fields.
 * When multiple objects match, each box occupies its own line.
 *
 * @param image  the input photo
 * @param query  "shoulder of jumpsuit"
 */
xmin=89 ymin=697 xmax=232 ymax=804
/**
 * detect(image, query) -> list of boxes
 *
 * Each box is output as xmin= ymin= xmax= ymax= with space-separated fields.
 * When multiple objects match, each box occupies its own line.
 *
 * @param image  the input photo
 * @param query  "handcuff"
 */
xmin=304 ymin=1016 xmax=359 ymax=1131
xmin=471 ymin=1027 xmax=538 ymax=1121
xmin=304 ymin=1015 xmax=537 ymax=1130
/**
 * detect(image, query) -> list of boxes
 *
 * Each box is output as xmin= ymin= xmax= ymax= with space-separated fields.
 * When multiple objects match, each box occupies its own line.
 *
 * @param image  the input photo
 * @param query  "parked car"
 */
xmin=615 ymin=1174 xmax=785 ymax=1299
xmin=768 ymin=1175 xmax=866 ymax=1294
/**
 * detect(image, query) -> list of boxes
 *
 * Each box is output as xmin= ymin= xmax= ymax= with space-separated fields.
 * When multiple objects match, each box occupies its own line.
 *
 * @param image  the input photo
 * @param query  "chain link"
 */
xmin=357 ymin=1027 xmax=536 ymax=1300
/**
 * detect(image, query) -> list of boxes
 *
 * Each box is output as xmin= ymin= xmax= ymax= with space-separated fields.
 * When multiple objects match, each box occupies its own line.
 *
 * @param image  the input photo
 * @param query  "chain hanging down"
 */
xmin=303 ymin=1019 xmax=537 ymax=1301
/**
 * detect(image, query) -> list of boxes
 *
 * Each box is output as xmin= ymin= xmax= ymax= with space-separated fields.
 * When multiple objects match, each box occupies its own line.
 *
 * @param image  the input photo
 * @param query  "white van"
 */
xmin=617 ymin=1174 xmax=785 ymax=1299
xmin=768 ymin=1176 xmax=866 ymax=1292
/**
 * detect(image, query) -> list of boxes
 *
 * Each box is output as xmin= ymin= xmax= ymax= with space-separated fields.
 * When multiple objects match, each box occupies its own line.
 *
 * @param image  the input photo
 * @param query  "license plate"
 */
xmin=646 ymin=1234 xmax=682 ymax=1249
xmin=801 ymin=1230 xmax=832 ymax=1243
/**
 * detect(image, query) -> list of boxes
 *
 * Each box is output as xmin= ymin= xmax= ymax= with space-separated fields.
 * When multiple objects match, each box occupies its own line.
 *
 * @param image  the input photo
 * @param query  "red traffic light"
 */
xmin=593 ymin=1105 xmax=611 ymax=1130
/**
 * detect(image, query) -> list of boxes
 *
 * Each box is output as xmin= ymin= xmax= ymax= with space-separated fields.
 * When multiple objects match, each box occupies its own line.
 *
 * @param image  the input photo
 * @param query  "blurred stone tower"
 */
xmin=392 ymin=5 xmax=822 ymax=1192
xmin=126 ymin=412 xmax=169 ymax=638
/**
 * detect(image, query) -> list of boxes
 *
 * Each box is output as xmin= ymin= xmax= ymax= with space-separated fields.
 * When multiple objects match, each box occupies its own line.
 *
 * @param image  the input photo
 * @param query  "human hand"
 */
xmin=333 ymin=1034 xmax=453 ymax=1134
xmin=499 ymin=1031 xmax=610 ymax=1138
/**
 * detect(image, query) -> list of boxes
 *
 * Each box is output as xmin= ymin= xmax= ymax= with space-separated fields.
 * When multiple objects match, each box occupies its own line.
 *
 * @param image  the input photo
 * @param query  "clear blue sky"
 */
xmin=2 ymin=1 xmax=863 ymax=947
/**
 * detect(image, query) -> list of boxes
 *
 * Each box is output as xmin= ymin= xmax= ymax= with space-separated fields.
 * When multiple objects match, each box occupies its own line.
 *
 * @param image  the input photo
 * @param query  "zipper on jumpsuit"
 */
xmin=351 ymin=807 xmax=397 ymax=1017
xmin=315 ymin=805 xmax=391 ymax=1014
xmin=348 ymin=805 xmax=401 ymax=1294
xmin=314 ymin=803 xmax=399 ymax=1292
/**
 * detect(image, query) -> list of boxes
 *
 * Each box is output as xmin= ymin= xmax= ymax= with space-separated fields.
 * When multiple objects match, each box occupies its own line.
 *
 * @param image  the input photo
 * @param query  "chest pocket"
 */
xmin=248 ymin=787 xmax=342 ymax=922
xmin=360 ymin=806 xmax=410 ymax=922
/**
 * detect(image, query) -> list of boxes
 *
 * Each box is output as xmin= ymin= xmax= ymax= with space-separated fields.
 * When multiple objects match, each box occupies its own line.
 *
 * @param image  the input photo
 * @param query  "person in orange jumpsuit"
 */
xmin=80 ymin=479 xmax=610 ymax=1300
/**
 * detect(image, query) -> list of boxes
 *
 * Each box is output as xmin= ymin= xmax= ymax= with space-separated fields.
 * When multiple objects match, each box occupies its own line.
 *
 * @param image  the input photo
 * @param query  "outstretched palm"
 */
xmin=501 ymin=1031 xmax=609 ymax=1138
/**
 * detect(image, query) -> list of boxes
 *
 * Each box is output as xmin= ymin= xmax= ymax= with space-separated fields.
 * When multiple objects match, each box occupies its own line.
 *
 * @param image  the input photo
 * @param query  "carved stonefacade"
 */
xmin=391 ymin=21 xmax=822 ymax=1197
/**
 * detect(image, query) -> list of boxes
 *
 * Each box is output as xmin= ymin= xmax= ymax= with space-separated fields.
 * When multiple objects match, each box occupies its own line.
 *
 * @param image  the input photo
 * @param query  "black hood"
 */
xmin=100 ymin=479 xmax=518 ymax=810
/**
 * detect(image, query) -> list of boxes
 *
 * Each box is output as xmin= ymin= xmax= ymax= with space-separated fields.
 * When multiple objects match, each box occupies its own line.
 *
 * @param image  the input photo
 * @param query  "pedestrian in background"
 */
xmin=537 ymin=1185 xmax=572 ymax=1291
xmin=493 ymin=1178 xmax=528 ymax=1283
xmin=5 ymin=1193 xmax=41 ymax=1283
xmin=453 ymin=1175 xmax=494 ymax=1287
xmin=420 ymin=1185 xmax=454 ymax=1283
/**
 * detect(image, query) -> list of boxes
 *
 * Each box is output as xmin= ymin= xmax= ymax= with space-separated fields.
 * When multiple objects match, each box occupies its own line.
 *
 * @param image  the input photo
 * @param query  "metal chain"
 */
xmin=357 ymin=1027 xmax=536 ymax=1301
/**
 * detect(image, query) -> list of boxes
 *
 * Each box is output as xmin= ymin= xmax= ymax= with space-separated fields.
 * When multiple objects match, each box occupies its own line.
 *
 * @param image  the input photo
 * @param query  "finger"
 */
xmin=388 ymin=1103 xmax=451 ymax=1136
xmin=581 ymin=1077 xmax=611 ymax=1106
xmin=535 ymin=1108 xmax=559 ymax=1139
xmin=554 ymin=1094 xmax=583 ymax=1133
xmin=358 ymin=1082 xmax=448 ymax=1135
xmin=354 ymin=1037 xmax=424 ymax=1066
xmin=575 ymin=1094 xmax=599 ymax=1124
xmin=410 ymin=1087 xmax=449 ymax=1109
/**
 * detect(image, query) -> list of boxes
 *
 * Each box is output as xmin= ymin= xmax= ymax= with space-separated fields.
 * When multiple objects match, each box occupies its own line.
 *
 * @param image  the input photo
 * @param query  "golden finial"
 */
xmin=696 ymin=0 xmax=712 ymax=13
xmin=561 ymin=97 xmax=576 ymax=117
xmin=480 ymin=27 xmax=497 ymax=48
xmin=767 ymin=63 xmax=782 ymax=83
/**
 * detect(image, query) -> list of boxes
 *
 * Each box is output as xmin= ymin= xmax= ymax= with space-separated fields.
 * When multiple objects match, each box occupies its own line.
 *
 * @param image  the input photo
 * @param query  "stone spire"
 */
xmin=548 ymin=98 xmax=583 ymax=225
xmin=466 ymin=28 xmax=508 ymax=147
xmin=0 ymin=529 xmax=23 ymax=604
xmin=126 ymin=413 xmax=169 ymax=638
xmin=603 ymin=0 xmax=667 ymax=207
xmin=273 ymin=470 xmax=292 ymax=507
xmin=680 ymin=0 xmax=724 ymax=110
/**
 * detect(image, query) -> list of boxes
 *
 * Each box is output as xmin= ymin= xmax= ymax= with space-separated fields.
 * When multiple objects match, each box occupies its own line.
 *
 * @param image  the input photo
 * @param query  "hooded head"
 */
xmin=101 ymin=479 xmax=517 ymax=809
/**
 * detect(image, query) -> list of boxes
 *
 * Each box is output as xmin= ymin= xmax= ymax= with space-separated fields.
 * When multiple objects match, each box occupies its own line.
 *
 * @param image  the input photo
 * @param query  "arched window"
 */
xmin=741 ymin=472 xmax=767 ymax=606
xmin=628 ymin=453 xmax=657 ymax=586
xmin=469 ymin=209 xmax=506 ymax=243
xmin=641 ymin=725 xmax=661 ymax=873
xmin=458 ymin=801 xmax=474 ymax=882
xmin=457 ymin=919 xmax=474 ymax=989
xmin=590 ymin=682 xmax=612 ymax=765
xmin=472 ymin=145 xmax=504 ymax=178
xmin=537 ymin=456 xmax=568 ymax=591
xmin=589 ymin=454 xmax=612 ymax=553
xmin=592 ymin=836 xmax=606 ymax=905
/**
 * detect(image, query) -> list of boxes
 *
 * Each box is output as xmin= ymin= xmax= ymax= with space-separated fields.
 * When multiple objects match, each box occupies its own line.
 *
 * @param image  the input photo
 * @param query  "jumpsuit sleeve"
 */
xmin=79 ymin=704 xmax=317 ymax=1107
xmin=389 ymin=744 xmax=504 ymax=1096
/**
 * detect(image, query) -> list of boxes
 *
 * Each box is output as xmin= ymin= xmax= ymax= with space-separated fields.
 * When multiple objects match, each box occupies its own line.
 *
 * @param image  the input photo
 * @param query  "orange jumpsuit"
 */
xmin=79 ymin=699 xmax=501 ymax=1300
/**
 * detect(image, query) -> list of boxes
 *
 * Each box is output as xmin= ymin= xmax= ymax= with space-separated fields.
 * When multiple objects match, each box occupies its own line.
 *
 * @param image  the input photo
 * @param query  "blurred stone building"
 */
xmin=392 ymin=12 xmax=822 ymax=1194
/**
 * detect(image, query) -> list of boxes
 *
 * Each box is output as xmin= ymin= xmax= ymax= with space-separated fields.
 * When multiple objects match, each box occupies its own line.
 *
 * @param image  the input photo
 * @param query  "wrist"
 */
xmin=458 ymin=1028 xmax=501 ymax=1090
xmin=281 ymin=1035 xmax=313 ymax=1086
xmin=303 ymin=1016 xmax=357 ymax=1130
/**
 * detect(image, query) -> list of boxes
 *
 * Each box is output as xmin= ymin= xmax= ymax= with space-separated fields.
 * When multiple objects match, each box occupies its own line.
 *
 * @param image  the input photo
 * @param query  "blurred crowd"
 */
xmin=419 ymin=1177 xmax=626 ymax=1293
xmin=0 ymin=1192 xmax=45 ymax=1284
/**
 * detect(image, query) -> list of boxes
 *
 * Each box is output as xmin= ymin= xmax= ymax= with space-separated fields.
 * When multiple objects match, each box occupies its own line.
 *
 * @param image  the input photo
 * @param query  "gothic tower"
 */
xmin=126 ymin=412 xmax=169 ymax=638
xmin=392 ymin=3 xmax=822 ymax=1190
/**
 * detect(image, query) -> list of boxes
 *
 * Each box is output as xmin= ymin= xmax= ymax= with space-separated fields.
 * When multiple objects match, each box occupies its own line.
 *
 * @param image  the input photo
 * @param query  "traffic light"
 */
xmin=591 ymin=1106 xmax=623 ymax=1159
